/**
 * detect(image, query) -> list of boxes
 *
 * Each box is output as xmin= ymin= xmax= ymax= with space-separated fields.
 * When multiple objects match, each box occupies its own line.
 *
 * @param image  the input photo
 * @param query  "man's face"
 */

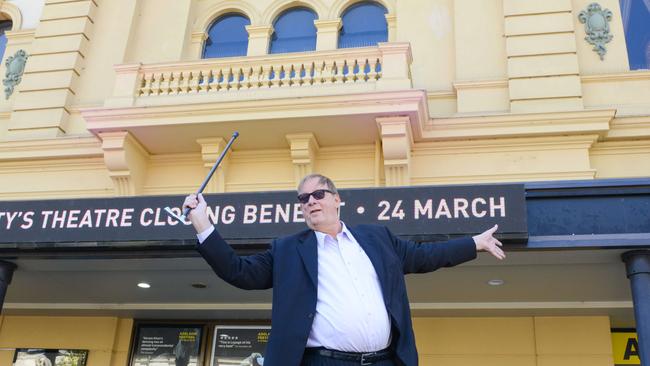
xmin=299 ymin=178 xmax=340 ymax=231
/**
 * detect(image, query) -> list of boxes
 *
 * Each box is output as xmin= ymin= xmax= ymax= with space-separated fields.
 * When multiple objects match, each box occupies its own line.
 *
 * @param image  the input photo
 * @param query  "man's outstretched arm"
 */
xmin=184 ymin=193 xmax=273 ymax=290
xmin=387 ymin=224 xmax=506 ymax=274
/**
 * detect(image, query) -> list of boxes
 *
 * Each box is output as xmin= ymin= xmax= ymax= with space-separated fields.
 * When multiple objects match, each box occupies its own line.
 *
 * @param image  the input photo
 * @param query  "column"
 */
xmin=8 ymin=0 xmax=98 ymax=138
xmin=190 ymin=31 xmax=208 ymax=59
xmin=385 ymin=14 xmax=396 ymax=42
xmin=0 ymin=261 xmax=17 ymax=311
xmin=622 ymin=250 xmax=650 ymax=366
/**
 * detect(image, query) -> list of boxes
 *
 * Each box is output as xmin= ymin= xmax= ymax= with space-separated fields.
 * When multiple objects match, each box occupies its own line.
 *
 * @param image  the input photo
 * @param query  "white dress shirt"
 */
xmin=197 ymin=222 xmax=391 ymax=352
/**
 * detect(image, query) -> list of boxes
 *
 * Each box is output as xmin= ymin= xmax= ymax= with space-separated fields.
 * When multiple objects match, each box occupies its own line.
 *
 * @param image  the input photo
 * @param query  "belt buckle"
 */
xmin=360 ymin=351 xmax=376 ymax=365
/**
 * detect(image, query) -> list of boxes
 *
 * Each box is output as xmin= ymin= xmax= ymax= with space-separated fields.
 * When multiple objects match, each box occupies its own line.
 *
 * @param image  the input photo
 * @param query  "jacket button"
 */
xmin=308 ymin=313 xmax=314 ymax=318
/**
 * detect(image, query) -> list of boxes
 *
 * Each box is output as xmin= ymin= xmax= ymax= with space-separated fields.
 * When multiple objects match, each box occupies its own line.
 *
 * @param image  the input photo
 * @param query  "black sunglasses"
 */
xmin=297 ymin=189 xmax=334 ymax=204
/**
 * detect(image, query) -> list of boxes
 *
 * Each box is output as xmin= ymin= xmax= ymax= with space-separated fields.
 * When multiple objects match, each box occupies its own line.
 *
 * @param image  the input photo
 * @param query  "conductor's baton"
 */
xmin=164 ymin=131 xmax=239 ymax=222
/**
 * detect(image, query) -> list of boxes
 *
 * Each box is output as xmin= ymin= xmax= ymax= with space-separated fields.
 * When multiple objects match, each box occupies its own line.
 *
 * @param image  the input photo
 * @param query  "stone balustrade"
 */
xmin=107 ymin=42 xmax=412 ymax=107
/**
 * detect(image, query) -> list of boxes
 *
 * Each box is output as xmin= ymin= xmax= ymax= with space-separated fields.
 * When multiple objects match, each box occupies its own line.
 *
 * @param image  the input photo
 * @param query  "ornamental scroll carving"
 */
xmin=578 ymin=3 xmax=613 ymax=60
xmin=3 ymin=49 xmax=28 ymax=99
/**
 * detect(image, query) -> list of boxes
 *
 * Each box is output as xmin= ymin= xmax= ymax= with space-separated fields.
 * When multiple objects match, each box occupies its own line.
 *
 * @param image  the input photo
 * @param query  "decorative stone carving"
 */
xmin=3 ymin=49 xmax=28 ymax=99
xmin=578 ymin=3 xmax=613 ymax=60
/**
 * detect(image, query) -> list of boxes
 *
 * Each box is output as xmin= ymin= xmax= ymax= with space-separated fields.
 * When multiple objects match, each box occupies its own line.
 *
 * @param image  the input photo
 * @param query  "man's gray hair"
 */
xmin=297 ymin=173 xmax=338 ymax=194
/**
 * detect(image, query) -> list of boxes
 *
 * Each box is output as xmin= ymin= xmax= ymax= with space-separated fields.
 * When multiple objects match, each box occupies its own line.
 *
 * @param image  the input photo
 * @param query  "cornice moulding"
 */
xmin=453 ymin=79 xmax=509 ymax=90
xmin=424 ymin=109 xmax=615 ymax=140
xmin=82 ymin=89 xmax=428 ymax=131
xmin=411 ymin=170 xmax=597 ymax=184
xmin=590 ymin=141 xmax=650 ymax=155
xmin=0 ymin=188 xmax=112 ymax=201
xmin=605 ymin=116 xmax=650 ymax=140
xmin=413 ymin=134 xmax=600 ymax=154
xmin=581 ymin=70 xmax=650 ymax=83
xmin=5 ymin=29 xmax=35 ymax=44
xmin=0 ymin=136 xmax=103 ymax=161
xmin=426 ymin=91 xmax=455 ymax=100
xmin=0 ymin=160 xmax=105 ymax=174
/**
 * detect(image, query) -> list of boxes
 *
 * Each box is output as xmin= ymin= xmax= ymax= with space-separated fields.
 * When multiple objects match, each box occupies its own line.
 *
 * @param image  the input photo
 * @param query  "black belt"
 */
xmin=304 ymin=347 xmax=394 ymax=365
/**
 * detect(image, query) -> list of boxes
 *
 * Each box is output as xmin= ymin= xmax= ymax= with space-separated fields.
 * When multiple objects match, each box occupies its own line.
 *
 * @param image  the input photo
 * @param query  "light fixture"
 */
xmin=137 ymin=282 xmax=151 ymax=289
xmin=487 ymin=279 xmax=504 ymax=286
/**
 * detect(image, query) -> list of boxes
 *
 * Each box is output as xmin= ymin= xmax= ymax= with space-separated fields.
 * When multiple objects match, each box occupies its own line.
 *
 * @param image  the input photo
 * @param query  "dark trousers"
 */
xmin=300 ymin=352 xmax=398 ymax=366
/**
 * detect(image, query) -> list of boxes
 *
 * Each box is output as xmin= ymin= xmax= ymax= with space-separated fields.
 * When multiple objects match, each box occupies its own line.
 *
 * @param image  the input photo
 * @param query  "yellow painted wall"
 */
xmin=397 ymin=0 xmax=455 ymax=92
xmin=413 ymin=316 xmax=614 ymax=366
xmin=0 ymin=316 xmax=133 ymax=366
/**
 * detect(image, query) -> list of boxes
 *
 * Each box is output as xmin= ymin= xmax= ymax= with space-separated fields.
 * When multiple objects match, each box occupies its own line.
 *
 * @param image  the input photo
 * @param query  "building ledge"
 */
xmin=423 ymin=108 xmax=616 ymax=140
xmin=0 ymin=135 xmax=102 ymax=161
xmin=82 ymin=89 xmax=429 ymax=154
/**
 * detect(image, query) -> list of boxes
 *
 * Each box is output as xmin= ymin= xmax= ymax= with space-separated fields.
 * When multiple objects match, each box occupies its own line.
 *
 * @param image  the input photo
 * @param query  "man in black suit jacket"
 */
xmin=184 ymin=174 xmax=505 ymax=366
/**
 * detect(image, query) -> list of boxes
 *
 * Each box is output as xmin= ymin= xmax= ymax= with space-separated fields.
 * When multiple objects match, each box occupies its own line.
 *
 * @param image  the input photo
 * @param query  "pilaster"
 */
xmin=190 ymin=31 xmax=208 ymax=59
xmin=286 ymin=133 xmax=319 ymax=186
xmin=504 ymin=0 xmax=584 ymax=113
xmin=100 ymin=131 xmax=149 ymax=196
xmin=246 ymin=25 xmax=273 ymax=56
xmin=196 ymin=137 xmax=230 ymax=193
xmin=385 ymin=14 xmax=396 ymax=42
xmin=377 ymin=116 xmax=412 ymax=186
xmin=7 ymin=0 xmax=98 ymax=138
xmin=315 ymin=19 xmax=341 ymax=51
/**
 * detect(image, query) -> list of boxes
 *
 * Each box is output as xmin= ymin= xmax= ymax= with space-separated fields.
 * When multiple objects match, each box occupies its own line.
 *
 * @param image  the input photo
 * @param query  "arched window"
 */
xmin=0 ymin=19 xmax=12 ymax=59
xmin=270 ymin=7 xmax=317 ymax=54
xmin=619 ymin=0 xmax=650 ymax=70
xmin=203 ymin=13 xmax=250 ymax=58
xmin=338 ymin=1 xmax=387 ymax=48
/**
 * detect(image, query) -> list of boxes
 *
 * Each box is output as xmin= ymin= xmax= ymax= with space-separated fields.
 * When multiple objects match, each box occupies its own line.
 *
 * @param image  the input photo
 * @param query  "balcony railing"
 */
xmin=107 ymin=42 xmax=412 ymax=107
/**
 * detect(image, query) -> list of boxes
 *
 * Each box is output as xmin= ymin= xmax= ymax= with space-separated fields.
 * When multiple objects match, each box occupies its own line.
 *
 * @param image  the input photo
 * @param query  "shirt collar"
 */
xmin=314 ymin=221 xmax=351 ymax=247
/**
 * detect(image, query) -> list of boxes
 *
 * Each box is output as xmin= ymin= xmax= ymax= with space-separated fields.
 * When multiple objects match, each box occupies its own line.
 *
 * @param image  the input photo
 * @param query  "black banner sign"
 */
xmin=0 ymin=184 xmax=526 ymax=245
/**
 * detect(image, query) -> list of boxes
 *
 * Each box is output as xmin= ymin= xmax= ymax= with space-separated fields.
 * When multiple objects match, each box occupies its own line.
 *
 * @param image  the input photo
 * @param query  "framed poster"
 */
xmin=13 ymin=349 xmax=88 ymax=366
xmin=210 ymin=326 xmax=270 ymax=366
xmin=131 ymin=323 xmax=204 ymax=366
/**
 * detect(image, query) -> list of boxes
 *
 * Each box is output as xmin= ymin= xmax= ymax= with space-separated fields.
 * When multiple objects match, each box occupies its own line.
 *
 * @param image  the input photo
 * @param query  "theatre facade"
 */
xmin=0 ymin=0 xmax=648 ymax=365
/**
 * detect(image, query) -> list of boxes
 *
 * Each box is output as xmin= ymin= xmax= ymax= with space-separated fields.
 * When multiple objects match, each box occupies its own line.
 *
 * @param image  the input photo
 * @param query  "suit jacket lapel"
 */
xmin=349 ymin=227 xmax=391 ymax=305
xmin=297 ymin=230 xmax=318 ymax=288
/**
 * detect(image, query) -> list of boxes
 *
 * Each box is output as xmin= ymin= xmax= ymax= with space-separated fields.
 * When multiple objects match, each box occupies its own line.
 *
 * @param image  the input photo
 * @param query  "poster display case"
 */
xmin=210 ymin=326 xmax=270 ymax=366
xmin=130 ymin=323 xmax=205 ymax=366
xmin=13 ymin=349 xmax=88 ymax=366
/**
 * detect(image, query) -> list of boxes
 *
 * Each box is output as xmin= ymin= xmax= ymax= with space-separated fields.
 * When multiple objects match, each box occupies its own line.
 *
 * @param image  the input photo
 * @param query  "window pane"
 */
xmin=270 ymin=7 xmax=317 ymax=54
xmin=0 ymin=20 xmax=12 ymax=60
xmin=619 ymin=0 xmax=650 ymax=70
xmin=339 ymin=2 xmax=387 ymax=49
xmin=203 ymin=13 xmax=250 ymax=59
